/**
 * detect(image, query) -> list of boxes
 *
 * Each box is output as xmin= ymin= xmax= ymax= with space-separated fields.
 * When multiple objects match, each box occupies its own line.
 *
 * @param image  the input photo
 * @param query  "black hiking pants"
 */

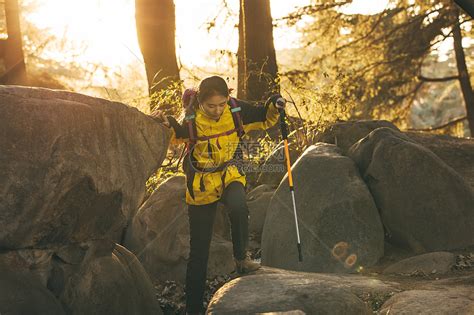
xmin=185 ymin=181 xmax=249 ymax=314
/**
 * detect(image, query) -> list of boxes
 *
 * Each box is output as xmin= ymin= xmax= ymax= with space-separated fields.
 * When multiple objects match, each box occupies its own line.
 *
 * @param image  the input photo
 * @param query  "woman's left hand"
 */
xmin=150 ymin=110 xmax=171 ymax=128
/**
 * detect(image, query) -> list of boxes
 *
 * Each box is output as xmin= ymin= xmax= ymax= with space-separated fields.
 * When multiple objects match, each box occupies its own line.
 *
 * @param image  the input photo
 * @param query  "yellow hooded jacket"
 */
xmin=167 ymin=98 xmax=280 ymax=205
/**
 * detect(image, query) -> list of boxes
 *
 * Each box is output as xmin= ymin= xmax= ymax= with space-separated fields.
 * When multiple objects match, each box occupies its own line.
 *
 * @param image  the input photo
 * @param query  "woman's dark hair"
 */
xmin=197 ymin=76 xmax=229 ymax=103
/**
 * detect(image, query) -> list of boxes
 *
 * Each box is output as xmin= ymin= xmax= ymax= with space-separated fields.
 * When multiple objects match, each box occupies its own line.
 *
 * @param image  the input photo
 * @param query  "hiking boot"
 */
xmin=234 ymin=252 xmax=261 ymax=274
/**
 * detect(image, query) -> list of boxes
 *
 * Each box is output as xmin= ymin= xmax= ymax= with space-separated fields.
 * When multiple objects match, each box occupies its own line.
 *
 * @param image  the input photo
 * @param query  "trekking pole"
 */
xmin=276 ymin=97 xmax=303 ymax=262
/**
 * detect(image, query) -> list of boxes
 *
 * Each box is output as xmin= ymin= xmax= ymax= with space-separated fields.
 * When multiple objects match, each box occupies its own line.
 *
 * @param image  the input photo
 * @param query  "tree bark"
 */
xmin=135 ymin=0 xmax=180 ymax=96
xmin=237 ymin=0 xmax=279 ymax=102
xmin=452 ymin=9 xmax=474 ymax=136
xmin=1 ymin=0 xmax=27 ymax=85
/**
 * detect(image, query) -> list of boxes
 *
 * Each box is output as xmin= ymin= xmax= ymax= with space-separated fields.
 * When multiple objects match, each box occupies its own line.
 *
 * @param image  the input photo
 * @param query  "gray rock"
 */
xmin=257 ymin=143 xmax=300 ymax=187
xmin=247 ymin=184 xmax=275 ymax=201
xmin=379 ymin=288 xmax=474 ymax=314
xmin=314 ymin=120 xmax=474 ymax=187
xmin=0 ymin=248 xmax=54 ymax=287
xmin=248 ymin=193 xmax=273 ymax=236
xmin=348 ymin=127 xmax=474 ymax=253
xmin=0 ymin=86 xmax=169 ymax=249
xmin=0 ymin=242 xmax=161 ymax=315
xmin=207 ymin=267 xmax=399 ymax=314
xmin=262 ymin=143 xmax=384 ymax=273
xmin=0 ymin=241 xmax=107 ymax=296
xmin=406 ymin=132 xmax=474 ymax=188
xmin=55 ymin=243 xmax=87 ymax=265
xmin=247 ymin=185 xmax=275 ymax=237
xmin=0 ymin=267 xmax=65 ymax=315
xmin=383 ymin=252 xmax=456 ymax=275
xmin=314 ymin=120 xmax=399 ymax=154
xmin=256 ymin=311 xmax=306 ymax=315
xmin=124 ymin=176 xmax=235 ymax=282
xmin=61 ymin=244 xmax=162 ymax=315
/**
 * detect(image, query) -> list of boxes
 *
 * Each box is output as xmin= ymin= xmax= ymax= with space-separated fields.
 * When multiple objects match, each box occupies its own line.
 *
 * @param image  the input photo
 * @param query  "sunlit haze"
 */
xmin=25 ymin=0 xmax=390 ymax=72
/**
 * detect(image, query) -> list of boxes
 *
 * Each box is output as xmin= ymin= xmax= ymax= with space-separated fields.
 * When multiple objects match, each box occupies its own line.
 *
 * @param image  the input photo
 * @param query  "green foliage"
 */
xmin=145 ymin=167 xmax=184 ymax=196
xmin=149 ymin=78 xmax=184 ymax=116
xmin=145 ymin=77 xmax=190 ymax=194
xmin=273 ymin=72 xmax=355 ymax=155
xmin=358 ymin=291 xmax=396 ymax=312
xmin=281 ymin=0 xmax=470 ymax=130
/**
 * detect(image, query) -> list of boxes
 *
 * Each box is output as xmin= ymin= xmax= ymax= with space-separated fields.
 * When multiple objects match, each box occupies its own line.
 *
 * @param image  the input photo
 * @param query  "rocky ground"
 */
xmin=153 ymin=242 xmax=474 ymax=314
xmin=155 ymin=243 xmax=474 ymax=315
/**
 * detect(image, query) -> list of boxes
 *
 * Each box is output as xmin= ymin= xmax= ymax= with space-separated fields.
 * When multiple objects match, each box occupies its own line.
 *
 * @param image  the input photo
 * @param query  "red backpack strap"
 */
xmin=183 ymin=89 xmax=198 ymax=153
xmin=229 ymin=97 xmax=245 ymax=138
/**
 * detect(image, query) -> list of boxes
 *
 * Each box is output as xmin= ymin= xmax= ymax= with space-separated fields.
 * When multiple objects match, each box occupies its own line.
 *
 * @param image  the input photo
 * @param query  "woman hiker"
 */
xmin=153 ymin=75 xmax=284 ymax=314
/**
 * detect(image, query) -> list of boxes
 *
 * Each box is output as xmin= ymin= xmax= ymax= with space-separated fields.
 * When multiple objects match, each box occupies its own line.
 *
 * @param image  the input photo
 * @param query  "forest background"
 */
xmin=1 ymin=0 xmax=472 ymax=143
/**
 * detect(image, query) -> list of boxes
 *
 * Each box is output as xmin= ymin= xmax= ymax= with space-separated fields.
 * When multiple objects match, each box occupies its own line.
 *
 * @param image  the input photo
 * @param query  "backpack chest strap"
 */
xmin=196 ymin=128 xmax=239 ymax=141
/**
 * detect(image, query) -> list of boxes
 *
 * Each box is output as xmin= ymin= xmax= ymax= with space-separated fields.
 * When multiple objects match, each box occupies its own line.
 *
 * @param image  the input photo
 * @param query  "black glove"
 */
xmin=265 ymin=94 xmax=286 ymax=109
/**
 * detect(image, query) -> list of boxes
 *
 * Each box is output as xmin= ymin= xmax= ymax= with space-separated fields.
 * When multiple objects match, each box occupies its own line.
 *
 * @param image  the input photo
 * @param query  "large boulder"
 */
xmin=0 ymin=86 xmax=170 ymax=249
xmin=383 ymin=252 xmax=456 ymax=275
xmin=379 ymin=288 xmax=474 ymax=314
xmin=261 ymin=143 xmax=384 ymax=273
xmin=0 ymin=242 xmax=162 ymax=315
xmin=314 ymin=120 xmax=474 ymax=187
xmin=124 ymin=176 xmax=235 ymax=282
xmin=0 ymin=267 xmax=65 ymax=315
xmin=405 ymin=131 xmax=474 ymax=188
xmin=207 ymin=267 xmax=399 ymax=314
xmin=61 ymin=243 xmax=162 ymax=315
xmin=314 ymin=120 xmax=399 ymax=154
xmin=348 ymin=127 xmax=474 ymax=253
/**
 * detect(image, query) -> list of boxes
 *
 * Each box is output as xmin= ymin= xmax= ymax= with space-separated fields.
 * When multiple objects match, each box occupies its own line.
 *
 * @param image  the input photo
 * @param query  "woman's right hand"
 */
xmin=150 ymin=110 xmax=171 ymax=128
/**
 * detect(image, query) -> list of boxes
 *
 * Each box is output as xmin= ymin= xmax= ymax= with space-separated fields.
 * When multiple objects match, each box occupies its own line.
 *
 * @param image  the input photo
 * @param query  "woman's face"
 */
xmin=200 ymin=94 xmax=229 ymax=120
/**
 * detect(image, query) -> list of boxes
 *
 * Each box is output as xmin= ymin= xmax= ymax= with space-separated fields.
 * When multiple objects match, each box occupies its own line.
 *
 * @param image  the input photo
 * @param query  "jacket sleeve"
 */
xmin=236 ymin=98 xmax=280 ymax=133
xmin=167 ymin=115 xmax=189 ymax=145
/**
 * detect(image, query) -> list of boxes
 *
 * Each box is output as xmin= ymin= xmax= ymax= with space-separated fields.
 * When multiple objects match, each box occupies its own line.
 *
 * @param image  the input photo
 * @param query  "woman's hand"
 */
xmin=150 ymin=110 xmax=171 ymax=128
xmin=267 ymin=94 xmax=286 ymax=109
xmin=275 ymin=97 xmax=286 ymax=109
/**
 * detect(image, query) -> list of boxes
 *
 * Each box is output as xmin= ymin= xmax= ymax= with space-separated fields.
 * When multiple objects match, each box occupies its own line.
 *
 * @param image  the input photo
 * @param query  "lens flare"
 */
xmin=344 ymin=254 xmax=358 ymax=268
xmin=331 ymin=241 xmax=349 ymax=260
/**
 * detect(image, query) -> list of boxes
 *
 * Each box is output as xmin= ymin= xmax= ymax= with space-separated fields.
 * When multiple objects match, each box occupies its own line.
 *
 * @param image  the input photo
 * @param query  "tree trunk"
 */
xmin=135 ymin=0 xmax=180 ymax=97
xmin=452 ymin=9 xmax=474 ymax=136
xmin=237 ymin=0 xmax=279 ymax=102
xmin=1 ymin=0 xmax=27 ymax=85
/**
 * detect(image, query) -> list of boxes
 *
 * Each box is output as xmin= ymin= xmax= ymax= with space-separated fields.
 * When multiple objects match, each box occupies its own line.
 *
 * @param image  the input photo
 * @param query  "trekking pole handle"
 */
xmin=276 ymin=97 xmax=286 ymax=109
xmin=277 ymin=98 xmax=289 ymax=140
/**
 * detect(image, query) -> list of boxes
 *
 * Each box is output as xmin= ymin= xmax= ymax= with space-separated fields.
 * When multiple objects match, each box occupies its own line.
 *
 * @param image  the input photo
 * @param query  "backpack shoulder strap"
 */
xmin=182 ymin=88 xmax=198 ymax=150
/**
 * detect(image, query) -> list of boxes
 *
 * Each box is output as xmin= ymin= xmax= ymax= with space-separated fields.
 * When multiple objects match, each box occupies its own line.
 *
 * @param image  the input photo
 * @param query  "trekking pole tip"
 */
xmin=297 ymin=243 xmax=303 ymax=262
